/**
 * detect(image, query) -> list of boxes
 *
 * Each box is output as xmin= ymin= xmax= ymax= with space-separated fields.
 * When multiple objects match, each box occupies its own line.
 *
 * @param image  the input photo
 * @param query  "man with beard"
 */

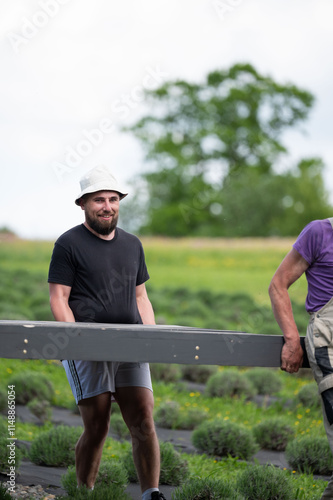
xmin=48 ymin=165 xmax=166 ymax=500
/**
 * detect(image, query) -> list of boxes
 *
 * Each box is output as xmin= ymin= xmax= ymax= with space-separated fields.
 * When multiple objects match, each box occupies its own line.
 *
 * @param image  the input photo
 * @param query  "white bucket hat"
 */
xmin=75 ymin=165 xmax=128 ymax=205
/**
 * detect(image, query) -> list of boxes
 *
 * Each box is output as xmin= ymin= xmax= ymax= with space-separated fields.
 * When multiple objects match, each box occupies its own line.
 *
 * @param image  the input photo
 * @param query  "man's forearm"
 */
xmin=269 ymin=281 xmax=303 ymax=372
xmin=268 ymin=249 xmax=308 ymax=372
xmin=137 ymin=296 xmax=156 ymax=325
xmin=50 ymin=298 xmax=76 ymax=323
xmin=269 ymin=282 xmax=300 ymax=341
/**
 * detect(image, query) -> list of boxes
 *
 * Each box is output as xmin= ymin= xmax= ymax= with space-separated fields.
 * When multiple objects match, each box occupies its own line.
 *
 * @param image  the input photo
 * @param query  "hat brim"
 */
xmin=75 ymin=188 xmax=128 ymax=205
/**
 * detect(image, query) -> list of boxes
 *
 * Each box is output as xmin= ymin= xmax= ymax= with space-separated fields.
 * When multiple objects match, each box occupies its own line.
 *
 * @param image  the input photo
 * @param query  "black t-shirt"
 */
xmin=48 ymin=224 xmax=149 ymax=324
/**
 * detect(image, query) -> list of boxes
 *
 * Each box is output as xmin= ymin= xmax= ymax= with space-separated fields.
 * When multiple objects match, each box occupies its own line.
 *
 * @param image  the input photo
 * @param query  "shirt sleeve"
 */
xmin=136 ymin=242 xmax=150 ymax=286
xmin=48 ymin=242 xmax=76 ymax=286
xmin=293 ymin=220 xmax=324 ymax=265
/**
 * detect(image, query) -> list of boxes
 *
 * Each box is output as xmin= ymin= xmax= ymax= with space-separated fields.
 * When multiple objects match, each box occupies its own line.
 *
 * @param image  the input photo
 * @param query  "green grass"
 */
xmin=1 ymin=359 xmax=74 ymax=408
xmin=0 ymin=237 xmax=309 ymax=331
xmin=0 ymin=237 xmax=323 ymax=499
xmin=0 ymin=363 xmax=324 ymax=440
xmin=15 ymin=421 xmax=54 ymax=442
xmin=0 ymin=358 xmax=328 ymax=499
xmin=0 ymin=237 xmax=307 ymax=305
xmin=141 ymin=236 xmax=307 ymax=305
xmin=94 ymin=435 xmax=329 ymax=498
xmin=0 ymin=240 xmax=53 ymax=273
xmin=152 ymin=376 xmax=325 ymax=440
xmin=0 ymin=361 xmax=324 ymax=443
xmin=181 ymin=455 xmax=327 ymax=499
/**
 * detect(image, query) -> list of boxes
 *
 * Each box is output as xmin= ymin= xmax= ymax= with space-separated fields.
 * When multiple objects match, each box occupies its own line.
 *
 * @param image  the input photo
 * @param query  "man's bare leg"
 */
xmin=114 ymin=387 xmax=160 ymax=492
xmin=76 ymin=392 xmax=112 ymax=488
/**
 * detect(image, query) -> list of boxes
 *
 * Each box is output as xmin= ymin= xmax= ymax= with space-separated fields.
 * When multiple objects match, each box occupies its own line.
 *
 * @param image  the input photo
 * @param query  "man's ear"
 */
xmin=79 ymin=198 xmax=85 ymax=211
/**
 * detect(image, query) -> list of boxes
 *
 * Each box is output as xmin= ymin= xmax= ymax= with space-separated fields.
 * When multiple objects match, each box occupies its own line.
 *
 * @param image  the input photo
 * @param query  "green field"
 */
xmin=0 ymin=236 xmax=307 ymax=305
xmin=141 ymin=236 xmax=307 ymax=305
xmin=0 ymin=237 xmax=328 ymax=499
xmin=0 ymin=236 xmax=309 ymax=335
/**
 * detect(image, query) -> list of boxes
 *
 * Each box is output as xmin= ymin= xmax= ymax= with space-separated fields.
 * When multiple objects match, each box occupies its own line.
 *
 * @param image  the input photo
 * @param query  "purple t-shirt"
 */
xmin=293 ymin=219 xmax=333 ymax=312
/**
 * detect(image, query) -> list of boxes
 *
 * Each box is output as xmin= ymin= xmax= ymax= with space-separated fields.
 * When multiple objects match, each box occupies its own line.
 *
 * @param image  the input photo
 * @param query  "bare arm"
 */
xmin=49 ymin=283 xmax=75 ymax=322
xmin=136 ymin=283 xmax=156 ymax=325
xmin=268 ymin=248 xmax=309 ymax=373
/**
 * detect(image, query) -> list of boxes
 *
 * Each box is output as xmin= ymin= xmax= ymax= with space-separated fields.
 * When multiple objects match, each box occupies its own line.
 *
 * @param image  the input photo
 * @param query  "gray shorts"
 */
xmin=62 ymin=360 xmax=153 ymax=404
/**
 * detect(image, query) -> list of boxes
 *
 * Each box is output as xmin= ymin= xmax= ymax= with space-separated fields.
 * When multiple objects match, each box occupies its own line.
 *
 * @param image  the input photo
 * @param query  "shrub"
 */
xmin=61 ymin=467 xmax=88 ymax=496
xmin=177 ymin=407 xmax=207 ymax=430
xmin=0 ymin=436 xmax=22 ymax=473
xmin=96 ymin=461 xmax=128 ymax=488
xmin=0 ymin=483 xmax=12 ymax=500
xmin=253 ymin=418 xmax=294 ymax=451
xmin=111 ymin=402 xmax=121 ymax=414
xmin=154 ymin=401 xmax=206 ymax=430
xmin=27 ymin=398 xmax=52 ymax=424
xmin=122 ymin=441 xmax=189 ymax=485
xmin=158 ymin=441 xmax=189 ymax=485
xmin=172 ymin=381 xmax=188 ymax=393
xmin=29 ymin=425 xmax=83 ymax=466
xmin=110 ymin=413 xmax=130 ymax=440
xmin=296 ymin=383 xmax=321 ymax=409
xmin=205 ymin=370 xmax=256 ymax=399
xmin=121 ymin=450 xmax=138 ymax=483
xmin=238 ymin=465 xmax=294 ymax=500
xmin=154 ymin=401 xmax=180 ymax=429
xmin=245 ymin=368 xmax=282 ymax=395
xmin=149 ymin=363 xmax=182 ymax=383
xmin=192 ymin=419 xmax=258 ymax=460
xmin=286 ymin=436 xmax=333 ymax=475
xmin=7 ymin=371 xmax=54 ymax=405
xmin=61 ymin=461 xmax=128 ymax=496
xmin=0 ymin=390 xmax=7 ymax=413
xmin=172 ymin=477 xmax=243 ymax=500
xmin=0 ymin=438 xmax=7 ymax=473
xmin=57 ymin=485 xmax=131 ymax=500
xmin=181 ymin=364 xmax=218 ymax=384
xmin=0 ymin=417 xmax=6 ymax=435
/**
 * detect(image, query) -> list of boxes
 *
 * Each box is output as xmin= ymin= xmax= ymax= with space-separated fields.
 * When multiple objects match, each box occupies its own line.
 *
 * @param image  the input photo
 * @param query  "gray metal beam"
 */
xmin=0 ymin=320 xmax=309 ymax=368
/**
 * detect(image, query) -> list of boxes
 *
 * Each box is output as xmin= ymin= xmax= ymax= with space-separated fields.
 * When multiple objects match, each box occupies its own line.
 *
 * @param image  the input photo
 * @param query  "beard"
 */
xmin=85 ymin=211 xmax=119 ymax=236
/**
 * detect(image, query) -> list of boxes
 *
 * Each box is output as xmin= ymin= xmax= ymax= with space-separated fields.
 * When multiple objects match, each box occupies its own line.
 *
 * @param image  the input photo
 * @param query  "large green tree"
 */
xmin=122 ymin=63 xmax=331 ymax=236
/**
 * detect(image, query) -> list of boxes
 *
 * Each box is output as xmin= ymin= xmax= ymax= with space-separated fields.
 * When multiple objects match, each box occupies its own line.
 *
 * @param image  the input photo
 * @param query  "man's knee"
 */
xmin=83 ymin=418 xmax=110 ymax=442
xmin=128 ymin=415 xmax=156 ymax=453
xmin=78 ymin=393 xmax=112 ymax=442
xmin=126 ymin=403 xmax=155 ymax=437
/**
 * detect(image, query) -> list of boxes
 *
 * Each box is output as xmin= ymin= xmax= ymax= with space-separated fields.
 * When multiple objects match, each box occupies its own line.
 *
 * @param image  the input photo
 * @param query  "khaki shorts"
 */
xmin=62 ymin=360 xmax=153 ymax=404
xmin=305 ymin=296 xmax=333 ymax=454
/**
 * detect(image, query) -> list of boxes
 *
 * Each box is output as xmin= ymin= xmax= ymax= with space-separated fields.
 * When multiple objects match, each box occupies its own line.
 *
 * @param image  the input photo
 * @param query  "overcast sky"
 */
xmin=1 ymin=0 xmax=332 ymax=240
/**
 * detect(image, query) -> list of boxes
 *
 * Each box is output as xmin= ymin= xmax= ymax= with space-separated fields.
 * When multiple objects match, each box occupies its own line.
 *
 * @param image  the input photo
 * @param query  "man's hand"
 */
xmin=281 ymin=340 xmax=304 ymax=373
